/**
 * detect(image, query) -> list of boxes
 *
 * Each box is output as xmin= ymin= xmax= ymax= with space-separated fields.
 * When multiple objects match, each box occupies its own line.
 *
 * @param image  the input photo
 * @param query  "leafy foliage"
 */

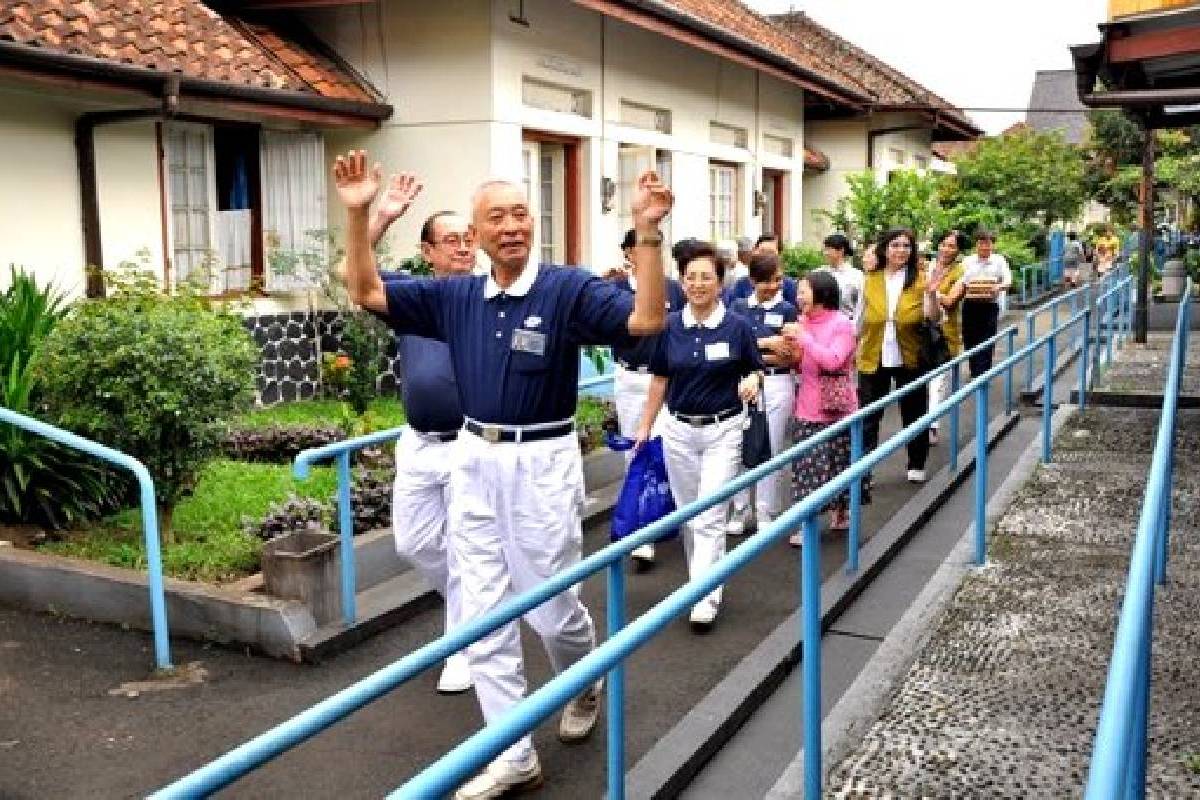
xmin=0 ymin=268 xmax=120 ymax=528
xmin=340 ymin=312 xmax=390 ymax=415
xmin=221 ymin=424 xmax=345 ymax=464
xmin=35 ymin=268 xmax=258 ymax=533
xmin=818 ymin=170 xmax=945 ymax=246
xmin=780 ymin=244 xmax=826 ymax=277
xmin=943 ymin=127 xmax=1085 ymax=230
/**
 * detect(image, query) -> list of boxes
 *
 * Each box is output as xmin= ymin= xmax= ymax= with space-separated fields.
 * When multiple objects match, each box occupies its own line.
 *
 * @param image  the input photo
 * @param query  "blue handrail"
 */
xmin=151 ymin=320 xmax=1024 ymax=800
xmin=153 ymin=276 xmax=1130 ymax=798
xmin=391 ymin=307 xmax=1097 ymax=800
xmin=1084 ymin=279 xmax=1192 ymax=799
xmin=0 ymin=406 xmax=171 ymax=670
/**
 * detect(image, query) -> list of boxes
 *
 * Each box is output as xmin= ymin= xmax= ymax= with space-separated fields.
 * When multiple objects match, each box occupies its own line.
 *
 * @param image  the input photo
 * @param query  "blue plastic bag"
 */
xmin=607 ymin=434 xmax=678 ymax=543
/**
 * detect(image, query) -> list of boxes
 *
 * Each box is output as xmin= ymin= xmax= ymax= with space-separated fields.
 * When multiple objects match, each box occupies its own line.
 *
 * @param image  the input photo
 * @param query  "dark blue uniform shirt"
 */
xmin=729 ymin=295 xmax=799 ymax=340
xmin=724 ymin=275 xmax=798 ymax=307
xmin=610 ymin=276 xmax=686 ymax=370
xmin=397 ymin=336 xmax=462 ymax=433
xmin=381 ymin=265 xmax=635 ymax=425
xmin=650 ymin=304 xmax=764 ymax=416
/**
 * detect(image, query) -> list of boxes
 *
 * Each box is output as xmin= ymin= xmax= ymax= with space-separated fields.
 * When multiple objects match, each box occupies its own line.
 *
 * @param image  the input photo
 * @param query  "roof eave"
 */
xmin=0 ymin=39 xmax=392 ymax=122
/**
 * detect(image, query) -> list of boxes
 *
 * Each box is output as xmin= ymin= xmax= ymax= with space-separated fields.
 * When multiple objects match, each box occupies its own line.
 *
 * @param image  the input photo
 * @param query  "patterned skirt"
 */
xmin=788 ymin=418 xmax=865 ymax=513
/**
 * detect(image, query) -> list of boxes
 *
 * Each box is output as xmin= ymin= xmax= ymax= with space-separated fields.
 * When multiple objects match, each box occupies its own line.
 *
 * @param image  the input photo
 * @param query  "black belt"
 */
xmin=464 ymin=418 xmax=575 ymax=444
xmin=413 ymin=429 xmax=458 ymax=443
xmin=763 ymin=366 xmax=791 ymax=376
xmin=617 ymin=359 xmax=651 ymax=373
xmin=670 ymin=406 xmax=741 ymax=427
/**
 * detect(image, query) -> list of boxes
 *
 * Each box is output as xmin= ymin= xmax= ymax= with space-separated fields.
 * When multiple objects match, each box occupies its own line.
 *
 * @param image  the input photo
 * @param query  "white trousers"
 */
xmin=392 ymin=427 xmax=461 ymax=636
xmin=448 ymin=430 xmax=595 ymax=763
xmin=928 ymin=363 xmax=959 ymax=424
xmin=614 ymin=365 xmax=663 ymax=463
xmin=660 ymin=411 xmax=744 ymax=614
xmin=732 ymin=373 xmax=794 ymax=519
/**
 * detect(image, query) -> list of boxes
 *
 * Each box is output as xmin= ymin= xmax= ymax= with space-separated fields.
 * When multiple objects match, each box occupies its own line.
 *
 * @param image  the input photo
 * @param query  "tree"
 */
xmin=943 ymin=127 xmax=1085 ymax=231
xmin=818 ymin=169 xmax=945 ymax=246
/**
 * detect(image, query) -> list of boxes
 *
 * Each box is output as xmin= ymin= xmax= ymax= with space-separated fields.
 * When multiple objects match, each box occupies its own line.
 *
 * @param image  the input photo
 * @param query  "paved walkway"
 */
xmin=822 ymin=406 xmax=1200 ymax=797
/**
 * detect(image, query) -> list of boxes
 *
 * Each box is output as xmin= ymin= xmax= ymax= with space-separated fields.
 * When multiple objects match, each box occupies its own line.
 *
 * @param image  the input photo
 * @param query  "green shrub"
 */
xmin=35 ymin=271 xmax=258 ymax=538
xmin=340 ymin=312 xmax=390 ymax=415
xmin=991 ymin=233 xmax=1036 ymax=270
xmin=0 ymin=268 xmax=119 ymax=528
xmin=779 ymin=244 xmax=825 ymax=277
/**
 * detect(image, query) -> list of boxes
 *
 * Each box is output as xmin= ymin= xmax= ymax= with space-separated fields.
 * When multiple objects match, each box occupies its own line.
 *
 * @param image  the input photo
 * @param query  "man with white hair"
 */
xmin=334 ymin=150 xmax=673 ymax=799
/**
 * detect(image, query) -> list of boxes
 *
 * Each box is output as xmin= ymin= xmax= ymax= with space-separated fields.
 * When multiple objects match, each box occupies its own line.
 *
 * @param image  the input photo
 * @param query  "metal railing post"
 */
xmin=336 ymin=452 xmax=357 ymax=625
xmin=847 ymin=420 xmax=863 ymax=574
xmin=606 ymin=561 xmax=627 ymax=800
xmin=949 ymin=364 xmax=961 ymax=472
xmin=801 ymin=513 xmax=822 ymax=800
xmin=1093 ymin=293 xmax=1105 ymax=379
xmin=974 ymin=382 xmax=989 ymax=566
xmin=1080 ymin=309 xmax=1091 ymax=407
xmin=1004 ymin=329 xmax=1016 ymax=415
xmin=1106 ymin=294 xmax=1116 ymax=366
xmin=1043 ymin=336 xmax=1056 ymax=464
xmin=1026 ymin=312 xmax=1036 ymax=390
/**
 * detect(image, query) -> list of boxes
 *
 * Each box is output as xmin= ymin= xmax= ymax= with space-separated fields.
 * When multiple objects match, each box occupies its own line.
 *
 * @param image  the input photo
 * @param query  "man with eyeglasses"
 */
xmin=336 ymin=174 xmax=476 ymax=695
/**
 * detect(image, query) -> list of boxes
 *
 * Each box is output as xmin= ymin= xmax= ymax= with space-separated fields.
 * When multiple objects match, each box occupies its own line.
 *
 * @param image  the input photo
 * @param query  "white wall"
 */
xmin=801 ymin=118 xmax=868 ymax=245
xmin=0 ymin=92 xmax=86 ymax=297
xmin=94 ymin=120 xmax=164 ymax=274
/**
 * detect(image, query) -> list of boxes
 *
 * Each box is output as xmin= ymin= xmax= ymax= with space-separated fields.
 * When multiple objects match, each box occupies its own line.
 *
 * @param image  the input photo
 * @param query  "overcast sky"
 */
xmin=747 ymin=0 xmax=1109 ymax=134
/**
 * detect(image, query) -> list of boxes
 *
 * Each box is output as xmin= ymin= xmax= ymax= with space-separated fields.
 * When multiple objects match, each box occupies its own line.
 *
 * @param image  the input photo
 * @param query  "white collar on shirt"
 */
xmin=484 ymin=262 xmax=539 ymax=299
xmin=747 ymin=291 xmax=783 ymax=310
xmin=683 ymin=301 xmax=726 ymax=329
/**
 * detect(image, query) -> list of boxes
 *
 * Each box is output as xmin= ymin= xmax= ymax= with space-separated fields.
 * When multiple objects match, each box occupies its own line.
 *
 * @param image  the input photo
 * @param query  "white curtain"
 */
xmin=261 ymin=131 xmax=327 ymax=291
xmin=216 ymin=209 xmax=252 ymax=293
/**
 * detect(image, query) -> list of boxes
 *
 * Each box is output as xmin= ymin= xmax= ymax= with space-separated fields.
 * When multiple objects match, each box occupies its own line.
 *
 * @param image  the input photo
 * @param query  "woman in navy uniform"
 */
xmin=634 ymin=242 xmax=764 ymax=630
xmin=728 ymin=252 xmax=798 ymax=530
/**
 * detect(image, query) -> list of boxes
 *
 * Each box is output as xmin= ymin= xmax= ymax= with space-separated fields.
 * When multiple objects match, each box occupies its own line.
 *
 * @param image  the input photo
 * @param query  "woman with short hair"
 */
xmin=926 ymin=230 xmax=968 ymax=445
xmin=960 ymin=230 xmax=1012 ymax=378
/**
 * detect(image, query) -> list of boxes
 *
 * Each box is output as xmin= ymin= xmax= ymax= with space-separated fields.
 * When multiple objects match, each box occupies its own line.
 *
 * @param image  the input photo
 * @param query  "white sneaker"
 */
xmin=558 ymin=680 xmax=602 ymax=743
xmin=725 ymin=507 xmax=752 ymax=536
xmin=906 ymin=468 xmax=927 ymax=483
xmin=755 ymin=511 xmax=774 ymax=530
xmin=631 ymin=543 xmax=656 ymax=567
xmin=689 ymin=601 xmax=718 ymax=631
xmin=436 ymin=653 xmax=472 ymax=694
xmin=454 ymin=751 xmax=543 ymax=799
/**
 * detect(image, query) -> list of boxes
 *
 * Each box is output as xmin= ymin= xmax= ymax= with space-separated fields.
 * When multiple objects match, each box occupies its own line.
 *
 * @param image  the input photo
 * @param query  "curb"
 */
xmin=765 ymin=405 xmax=1077 ymax=800
xmin=625 ymin=410 xmax=1021 ymax=800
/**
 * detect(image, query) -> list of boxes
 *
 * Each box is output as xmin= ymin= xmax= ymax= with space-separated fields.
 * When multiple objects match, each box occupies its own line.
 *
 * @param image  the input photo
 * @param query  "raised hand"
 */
xmin=333 ymin=150 xmax=382 ymax=210
xmin=376 ymin=172 xmax=423 ymax=224
xmin=631 ymin=170 xmax=674 ymax=227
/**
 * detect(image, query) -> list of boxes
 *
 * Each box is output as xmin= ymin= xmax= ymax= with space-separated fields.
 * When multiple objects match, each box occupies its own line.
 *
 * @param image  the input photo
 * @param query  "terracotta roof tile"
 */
xmin=0 ymin=0 xmax=382 ymax=105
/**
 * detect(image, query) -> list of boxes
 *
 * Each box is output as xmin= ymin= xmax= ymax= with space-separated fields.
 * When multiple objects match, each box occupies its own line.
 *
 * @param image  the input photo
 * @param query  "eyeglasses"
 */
xmin=433 ymin=234 xmax=473 ymax=248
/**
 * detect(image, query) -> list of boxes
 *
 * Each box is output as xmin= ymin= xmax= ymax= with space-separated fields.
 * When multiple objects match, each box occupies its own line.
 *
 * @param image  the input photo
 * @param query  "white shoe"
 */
xmin=726 ymin=507 xmax=752 ymax=536
xmin=631 ymin=543 xmax=656 ymax=567
xmin=436 ymin=653 xmax=472 ymax=694
xmin=689 ymin=601 xmax=718 ymax=631
xmin=455 ymin=751 xmax=543 ymax=799
xmin=755 ymin=511 xmax=774 ymax=530
xmin=906 ymin=468 xmax=927 ymax=483
xmin=558 ymin=680 xmax=602 ymax=743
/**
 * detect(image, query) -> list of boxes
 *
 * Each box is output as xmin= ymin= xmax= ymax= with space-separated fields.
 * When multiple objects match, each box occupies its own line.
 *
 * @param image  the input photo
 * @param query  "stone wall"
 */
xmin=243 ymin=311 xmax=401 ymax=405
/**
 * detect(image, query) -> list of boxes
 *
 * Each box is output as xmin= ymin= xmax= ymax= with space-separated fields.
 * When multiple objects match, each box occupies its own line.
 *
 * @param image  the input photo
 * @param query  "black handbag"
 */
xmin=917 ymin=319 xmax=951 ymax=374
xmin=742 ymin=401 xmax=772 ymax=469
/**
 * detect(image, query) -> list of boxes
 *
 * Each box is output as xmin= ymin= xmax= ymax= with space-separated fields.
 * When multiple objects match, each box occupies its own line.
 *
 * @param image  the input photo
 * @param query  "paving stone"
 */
xmin=826 ymin=406 xmax=1200 ymax=798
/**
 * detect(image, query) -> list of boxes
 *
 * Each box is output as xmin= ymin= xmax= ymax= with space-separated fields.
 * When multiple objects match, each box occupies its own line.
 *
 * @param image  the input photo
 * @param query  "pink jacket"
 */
xmin=788 ymin=307 xmax=858 ymax=423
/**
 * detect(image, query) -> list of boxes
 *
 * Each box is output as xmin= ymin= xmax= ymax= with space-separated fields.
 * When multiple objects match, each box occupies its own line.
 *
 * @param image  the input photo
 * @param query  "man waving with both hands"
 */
xmin=334 ymin=149 xmax=673 ymax=800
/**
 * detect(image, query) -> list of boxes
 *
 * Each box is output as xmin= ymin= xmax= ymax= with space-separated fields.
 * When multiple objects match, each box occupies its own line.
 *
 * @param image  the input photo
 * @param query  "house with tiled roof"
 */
xmin=770 ymin=10 xmax=980 ymax=244
xmin=1 ymin=0 xmax=978 ymax=397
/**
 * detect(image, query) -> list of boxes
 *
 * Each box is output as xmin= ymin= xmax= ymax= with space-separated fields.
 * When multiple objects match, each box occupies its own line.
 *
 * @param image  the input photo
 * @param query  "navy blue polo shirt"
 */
xmin=396 ymin=336 xmax=462 ymax=433
xmin=610 ymin=276 xmax=686 ymax=370
xmin=381 ymin=265 xmax=636 ymax=425
xmin=724 ymin=275 xmax=798 ymax=307
xmin=650 ymin=304 xmax=764 ymax=416
xmin=729 ymin=295 xmax=799 ymax=340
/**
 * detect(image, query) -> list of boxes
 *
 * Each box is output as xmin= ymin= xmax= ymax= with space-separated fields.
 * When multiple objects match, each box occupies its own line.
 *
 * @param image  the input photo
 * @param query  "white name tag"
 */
xmin=704 ymin=342 xmax=731 ymax=361
xmin=764 ymin=312 xmax=784 ymax=328
xmin=512 ymin=328 xmax=546 ymax=355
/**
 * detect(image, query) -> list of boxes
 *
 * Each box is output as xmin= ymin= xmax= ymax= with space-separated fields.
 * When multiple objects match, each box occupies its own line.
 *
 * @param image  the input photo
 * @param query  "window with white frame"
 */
xmin=709 ymin=161 xmax=739 ymax=241
xmin=165 ymin=123 xmax=215 ymax=289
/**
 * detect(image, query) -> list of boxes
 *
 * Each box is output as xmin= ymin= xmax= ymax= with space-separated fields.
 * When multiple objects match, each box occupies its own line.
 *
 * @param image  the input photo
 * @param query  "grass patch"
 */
xmin=236 ymin=396 xmax=407 ymax=430
xmin=42 ymin=459 xmax=337 ymax=583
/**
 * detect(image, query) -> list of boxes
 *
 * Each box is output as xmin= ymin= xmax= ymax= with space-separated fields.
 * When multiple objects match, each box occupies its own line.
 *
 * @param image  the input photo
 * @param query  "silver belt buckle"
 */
xmin=481 ymin=424 xmax=502 ymax=443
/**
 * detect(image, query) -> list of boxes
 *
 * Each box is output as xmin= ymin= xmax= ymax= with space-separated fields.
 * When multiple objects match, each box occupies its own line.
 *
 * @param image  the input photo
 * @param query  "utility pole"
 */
xmin=1136 ymin=116 xmax=1154 ymax=344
